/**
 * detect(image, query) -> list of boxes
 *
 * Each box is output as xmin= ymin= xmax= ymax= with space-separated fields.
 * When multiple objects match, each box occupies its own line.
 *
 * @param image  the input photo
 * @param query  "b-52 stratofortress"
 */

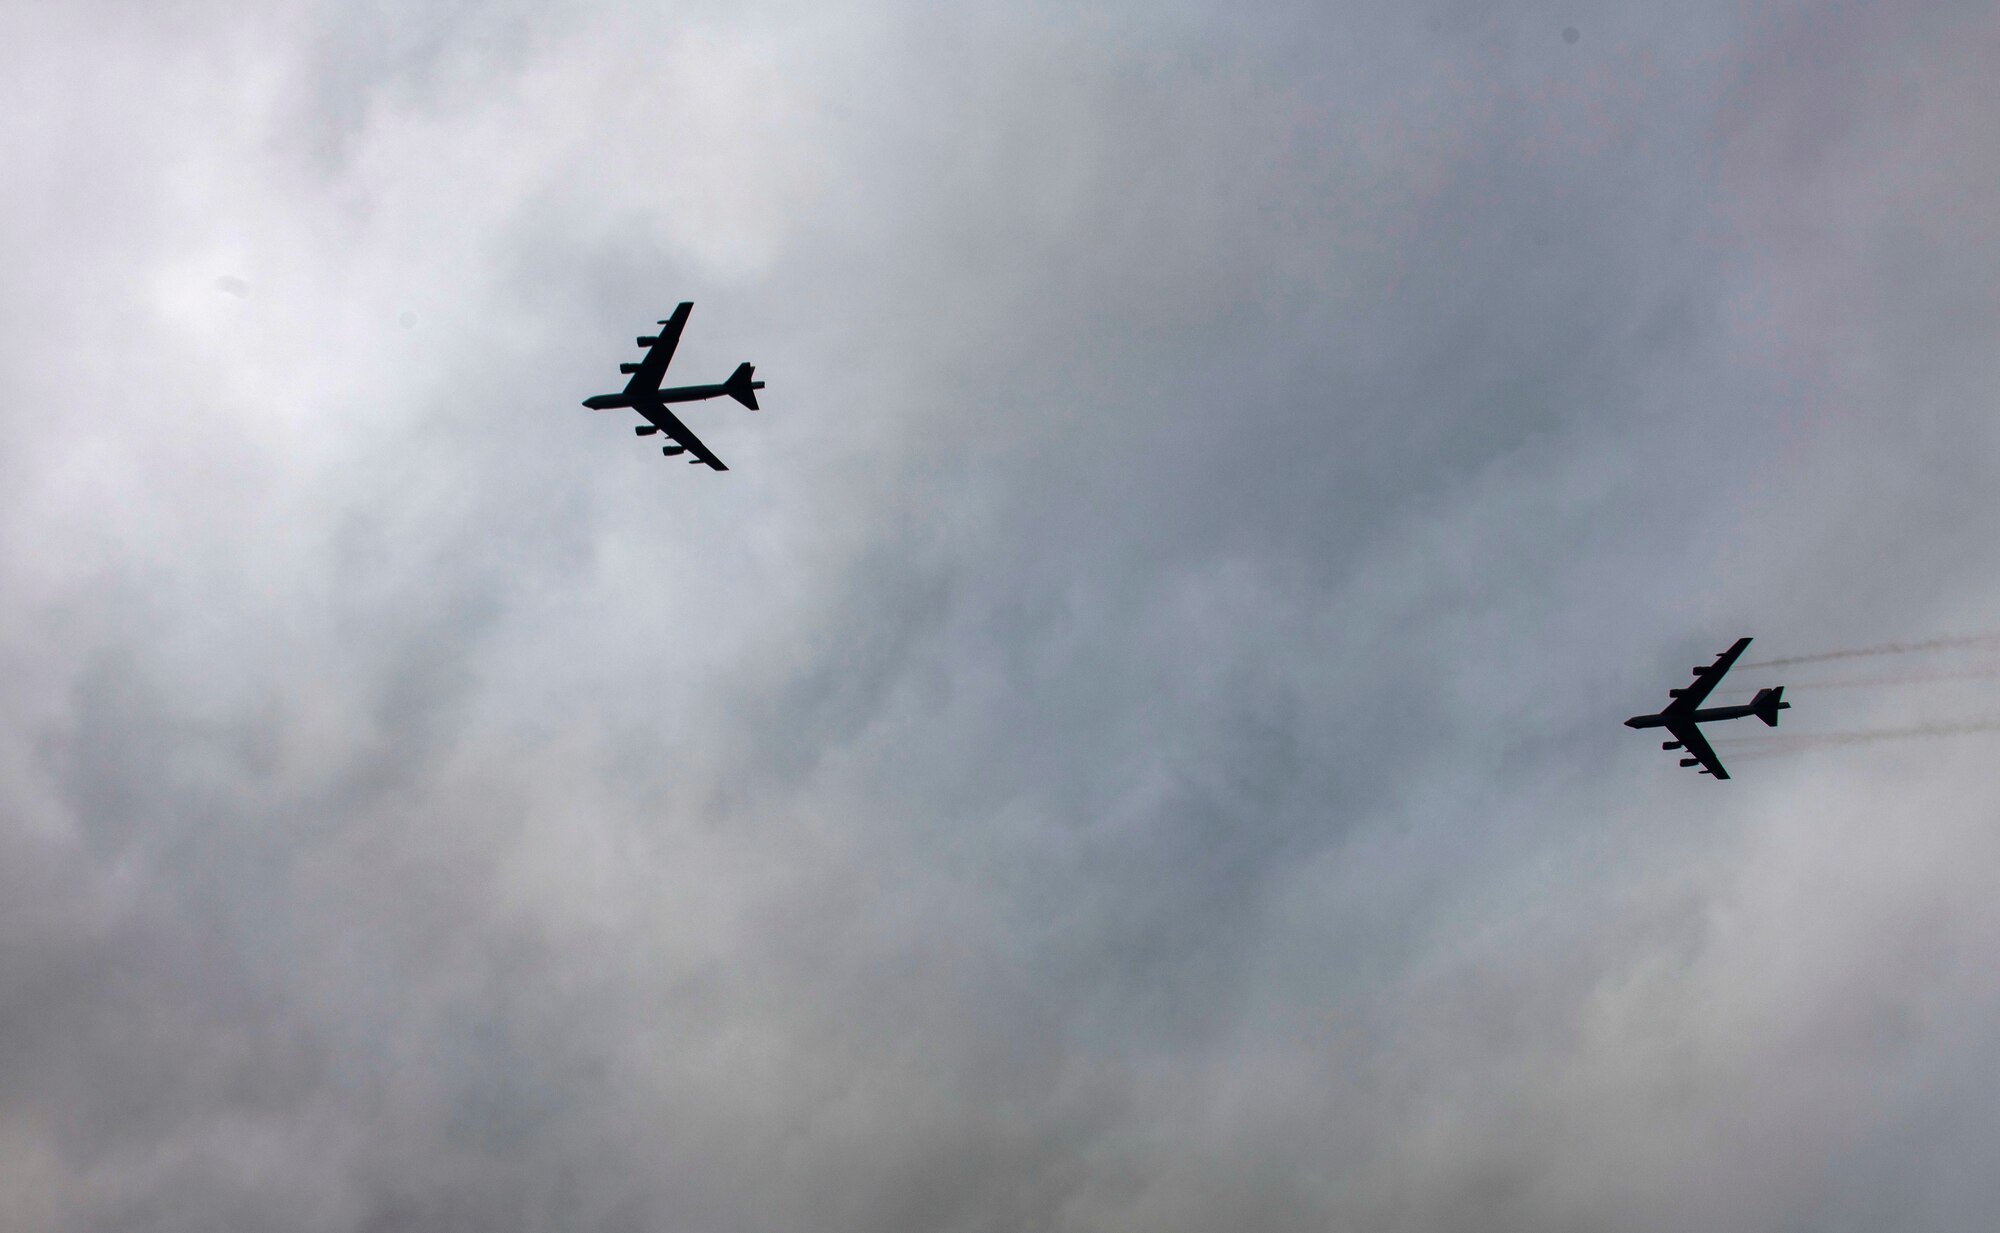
xmin=581 ymin=303 xmax=763 ymax=470
xmin=1625 ymin=637 xmax=1790 ymax=780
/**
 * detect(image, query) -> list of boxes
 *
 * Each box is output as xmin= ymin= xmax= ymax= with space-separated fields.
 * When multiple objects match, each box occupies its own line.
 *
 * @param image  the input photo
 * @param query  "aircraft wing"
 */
xmin=1664 ymin=636 xmax=1752 ymax=713
xmin=1664 ymin=720 xmax=1730 ymax=779
xmin=622 ymin=303 xmax=693 ymax=394
xmin=636 ymin=403 xmax=729 ymax=471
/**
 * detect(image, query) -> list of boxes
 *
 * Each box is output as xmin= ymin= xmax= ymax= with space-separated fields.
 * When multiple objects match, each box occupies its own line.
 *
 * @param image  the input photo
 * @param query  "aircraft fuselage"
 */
xmin=581 ymin=383 xmax=735 ymax=411
xmin=1624 ymin=704 xmax=1763 ymax=730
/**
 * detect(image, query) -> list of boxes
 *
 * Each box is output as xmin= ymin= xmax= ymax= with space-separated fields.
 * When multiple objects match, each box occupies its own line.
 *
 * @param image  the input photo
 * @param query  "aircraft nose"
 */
xmin=1623 ymin=716 xmax=1644 ymax=728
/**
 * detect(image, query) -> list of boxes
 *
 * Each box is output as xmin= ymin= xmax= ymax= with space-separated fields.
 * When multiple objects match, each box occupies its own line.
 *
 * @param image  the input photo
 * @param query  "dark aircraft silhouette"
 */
xmin=581 ymin=303 xmax=763 ymax=470
xmin=1625 ymin=637 xmax=1790 ymax=780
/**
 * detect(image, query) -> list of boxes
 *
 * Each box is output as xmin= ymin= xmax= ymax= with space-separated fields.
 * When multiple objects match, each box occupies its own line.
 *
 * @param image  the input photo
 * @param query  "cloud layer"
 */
xmin=4 ymin=2 xmax=2000 ymax=1229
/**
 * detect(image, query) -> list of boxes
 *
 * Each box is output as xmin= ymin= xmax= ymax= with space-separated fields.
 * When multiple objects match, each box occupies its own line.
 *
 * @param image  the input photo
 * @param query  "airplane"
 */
xmin=580 ymin=303 xmax=763 ymax=471
xmin=1624 ymin=636 xmax=1790 ymax=780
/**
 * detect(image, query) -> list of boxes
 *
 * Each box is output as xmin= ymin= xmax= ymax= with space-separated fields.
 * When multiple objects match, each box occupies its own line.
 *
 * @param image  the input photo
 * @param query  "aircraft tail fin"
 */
xmin=1752 ymin=686 xmax=1790 ymax=727
xmin=724 ymin=362 xmax=763 ymax=410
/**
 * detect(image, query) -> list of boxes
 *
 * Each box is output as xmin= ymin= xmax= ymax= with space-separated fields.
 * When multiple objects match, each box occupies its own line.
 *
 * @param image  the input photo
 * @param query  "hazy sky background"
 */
xmin=3 ymin=2 xmax=1998 ymax=1229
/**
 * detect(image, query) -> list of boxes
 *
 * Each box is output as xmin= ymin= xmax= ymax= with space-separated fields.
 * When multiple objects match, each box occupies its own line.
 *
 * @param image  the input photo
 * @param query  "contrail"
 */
xmin=1724 ymin=718 xmax=2000 ymax=758
xmin=1757 ymin=666 xmax=2000 ymax=690
xmin=1742 ymin=633 xmax=2000 ymax=669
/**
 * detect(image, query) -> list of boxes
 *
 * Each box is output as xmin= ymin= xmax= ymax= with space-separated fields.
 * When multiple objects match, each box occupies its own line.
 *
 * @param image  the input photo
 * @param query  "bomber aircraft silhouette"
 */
xmin=1625 ymin=637 xmax=1790 ymax=780
xmin=581 ymin=303 xmax=762 ymax=470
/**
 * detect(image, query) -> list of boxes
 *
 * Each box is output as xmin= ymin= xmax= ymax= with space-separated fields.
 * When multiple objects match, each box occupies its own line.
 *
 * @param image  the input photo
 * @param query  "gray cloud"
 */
xmin=5 ymin=1 xmax=2000 ymax=1230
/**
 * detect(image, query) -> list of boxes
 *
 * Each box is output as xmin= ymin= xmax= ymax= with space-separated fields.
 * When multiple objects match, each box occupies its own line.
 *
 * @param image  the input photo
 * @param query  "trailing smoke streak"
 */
xmin=1742 ymin=633 xmax=2000 ymax=669
xmin=1723 ymin=718 xmax=2000 ymax=758
xmin=1718 ymin=665 xmax=2000 ymax=694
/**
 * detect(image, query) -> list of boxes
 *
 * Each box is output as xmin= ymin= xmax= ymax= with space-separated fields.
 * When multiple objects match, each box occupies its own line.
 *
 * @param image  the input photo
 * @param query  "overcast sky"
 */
xmin=4 ymin=2 xmax=1999 ymax=1230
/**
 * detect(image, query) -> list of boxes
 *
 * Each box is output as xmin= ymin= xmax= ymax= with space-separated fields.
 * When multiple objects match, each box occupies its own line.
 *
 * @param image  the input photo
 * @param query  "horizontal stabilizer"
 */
xmin=724 ymin=362 xmax=763 ymax=410
xmin=1752 ymin=686 xmax=1790 ymax=727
